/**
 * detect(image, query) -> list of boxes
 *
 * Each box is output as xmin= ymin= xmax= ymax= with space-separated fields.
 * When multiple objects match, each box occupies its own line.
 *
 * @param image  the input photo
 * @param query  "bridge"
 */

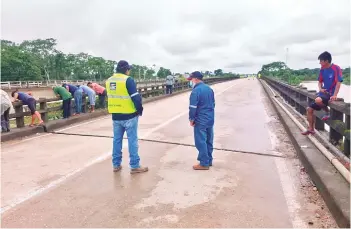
xmin=1 ymin=77 xmax=349 ymax=228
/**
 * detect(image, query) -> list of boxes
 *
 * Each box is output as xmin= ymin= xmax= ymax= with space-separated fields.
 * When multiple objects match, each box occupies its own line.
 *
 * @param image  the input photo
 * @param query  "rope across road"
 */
xmin=42 ymin=125 xmax=289 ymax=159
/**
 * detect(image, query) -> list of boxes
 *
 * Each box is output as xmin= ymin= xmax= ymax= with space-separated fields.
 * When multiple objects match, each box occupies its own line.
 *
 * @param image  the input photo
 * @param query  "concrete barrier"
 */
xmin=260 ymin=78 xmax=350 ymax=228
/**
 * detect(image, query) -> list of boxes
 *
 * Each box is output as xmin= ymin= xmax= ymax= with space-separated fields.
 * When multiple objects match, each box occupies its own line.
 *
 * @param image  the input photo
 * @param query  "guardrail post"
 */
xmin=287 ymin=88 xmax=293 ymax=106
xmin=14 ymin=103 xmax=25 ymax=128
xmin=39 ymin=98 xmax=48 ymax=123
xmin=344 ymin=111 xmax=350 ymax=157
xmin=307 ymin=90 xmax=324 ymax=130
xmin=298 ymin=89 xmax=307 ymax=115
xmin=293 ymin=89 xmax=298 ymax=110
xmin=329 ymin=107 xmax=344 ymax=145
xmin=279 ymin=84 xmax=286 ymax=101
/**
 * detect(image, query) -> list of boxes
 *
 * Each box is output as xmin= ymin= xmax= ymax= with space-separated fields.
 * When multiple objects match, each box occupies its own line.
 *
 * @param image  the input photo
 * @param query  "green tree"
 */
xmin=1 ymin=42 xmax=41 ymax=81
xmin=214 ymin=69 xmax=223 ymax=76
xmin=157 ymin=67 xmax=172 ymax=78
xmin=20 ymin=38 xmax=58 ymax=81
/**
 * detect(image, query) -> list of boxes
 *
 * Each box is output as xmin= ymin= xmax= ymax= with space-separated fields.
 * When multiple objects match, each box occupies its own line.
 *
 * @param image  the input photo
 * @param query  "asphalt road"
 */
xmin=1 ymin=78 xmax=336 ymax=227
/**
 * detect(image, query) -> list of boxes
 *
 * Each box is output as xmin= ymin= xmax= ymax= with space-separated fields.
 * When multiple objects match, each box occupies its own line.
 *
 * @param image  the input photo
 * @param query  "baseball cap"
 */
xmin=187 ymin=71 xmax=203 ymax=80
xmin=116 ymin=60 xmax=132 ymax=71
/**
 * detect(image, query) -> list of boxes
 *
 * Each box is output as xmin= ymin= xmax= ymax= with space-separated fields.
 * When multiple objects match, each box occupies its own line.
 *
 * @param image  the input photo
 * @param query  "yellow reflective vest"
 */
xmin=105 ymin=73 xmax=137 ymax=114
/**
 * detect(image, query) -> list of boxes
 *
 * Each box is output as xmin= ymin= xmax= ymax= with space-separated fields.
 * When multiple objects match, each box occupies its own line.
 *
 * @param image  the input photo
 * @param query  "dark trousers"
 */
xmin=194 ymin=125 xmax=214 ymax=166
xmin=166 ymin=85 xmax=173 ymax=94
xmin=62 ymin=98 xmax=71 ymax=119
xmin=1 ymin=108 xmax=10 ymax=132
xmin=99 ymin=90 xmax=107 ymax=108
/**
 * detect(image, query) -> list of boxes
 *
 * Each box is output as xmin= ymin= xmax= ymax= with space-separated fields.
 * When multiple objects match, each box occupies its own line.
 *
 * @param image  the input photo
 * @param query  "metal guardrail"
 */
xmin=8 ymin=77 xmax=237 ymax=129
xmin=263 ymin=76 xmax=350 ymax=157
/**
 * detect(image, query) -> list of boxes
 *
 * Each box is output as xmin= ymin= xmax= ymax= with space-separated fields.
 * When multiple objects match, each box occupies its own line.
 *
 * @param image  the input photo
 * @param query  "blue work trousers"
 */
xmin=112 ymin=116 xmax=140 ymax=169
xmin=194 ymin=125 xmax=214 ymax=166
xmin=74 ymin=89 xmax=83 ymax=114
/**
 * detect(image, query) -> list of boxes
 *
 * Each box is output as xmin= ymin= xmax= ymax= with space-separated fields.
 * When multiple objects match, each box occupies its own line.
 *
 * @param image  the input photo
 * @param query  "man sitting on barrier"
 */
xmin=302 ymin=51 xmax=343 ymax=135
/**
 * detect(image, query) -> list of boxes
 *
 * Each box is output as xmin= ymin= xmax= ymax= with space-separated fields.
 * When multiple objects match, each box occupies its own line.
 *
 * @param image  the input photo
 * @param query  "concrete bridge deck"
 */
xmin=1 ymin=79 xmax=336 ymax=227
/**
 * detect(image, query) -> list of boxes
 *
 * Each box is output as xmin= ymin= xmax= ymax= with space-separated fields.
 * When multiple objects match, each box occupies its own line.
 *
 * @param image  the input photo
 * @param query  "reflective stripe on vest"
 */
xmin=106 ymin=73 xmax=137 ymax=114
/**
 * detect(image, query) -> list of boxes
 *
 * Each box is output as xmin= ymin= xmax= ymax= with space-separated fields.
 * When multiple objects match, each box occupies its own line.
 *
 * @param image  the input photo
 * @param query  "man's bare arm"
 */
xmin=334 ymin=82 xmax=341 ymax=96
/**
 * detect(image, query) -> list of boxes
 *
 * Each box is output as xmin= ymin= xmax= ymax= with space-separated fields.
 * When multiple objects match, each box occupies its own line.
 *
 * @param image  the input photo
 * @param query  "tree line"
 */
xmin=258 ymin=61 xmax=350 ymax=85
xmin=1 ymin=38 xmax=239 ymax=82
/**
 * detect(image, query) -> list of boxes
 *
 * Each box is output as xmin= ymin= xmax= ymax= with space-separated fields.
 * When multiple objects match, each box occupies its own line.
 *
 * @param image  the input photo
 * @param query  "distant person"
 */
xmin=188 ymin=71 xmax=215 ymax=170
xmin=1 ymin=89 xmax=13 ymax=132
xmin=302 ymin=51 xmax=343 ymax=135
xmin=106 ymin=60 xmax=148 ymax=174
xmin=80 ymin=85 xmax=96 ymax=112
xmin=87 ymin=82 xmax=107 ymax=109
xmin=165 ymin=74 xmax=174 ymax=94
xmin=62 ymin=83 xmax=83 ymax=115
xmin=11 ymin=89 xmax=43 ymax=127
xmin=53 ymin=86 xmax=72 ymax=119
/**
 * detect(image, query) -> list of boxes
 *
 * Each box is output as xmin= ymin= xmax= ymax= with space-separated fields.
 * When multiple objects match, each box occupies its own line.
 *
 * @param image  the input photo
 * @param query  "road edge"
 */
xmin=259 ymin=79 xmax=350 ymax=228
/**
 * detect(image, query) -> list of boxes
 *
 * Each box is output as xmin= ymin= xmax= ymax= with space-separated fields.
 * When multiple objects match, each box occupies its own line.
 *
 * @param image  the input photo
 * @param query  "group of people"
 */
xmin=106 ymin=60 xmax=215 ymax=174
xmin=107 ymin=52 xmax=343 ymax=174
xmin=0 ymin=81 xmax=108 ymax=132
xmin=0 ymin=52 xmax=343 ymax=174
xmin=53 ymin=82 xmax=107 ymax=118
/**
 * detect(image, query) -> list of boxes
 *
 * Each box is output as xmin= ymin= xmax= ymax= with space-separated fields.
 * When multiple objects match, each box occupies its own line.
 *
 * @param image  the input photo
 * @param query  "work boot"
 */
xmin=113 ymin=166 xmax=122 ymax=172
xmin=193 ymin=164 xmax=209 ymax=170
xmin=130 ymin=166 xmax=148 ymax=174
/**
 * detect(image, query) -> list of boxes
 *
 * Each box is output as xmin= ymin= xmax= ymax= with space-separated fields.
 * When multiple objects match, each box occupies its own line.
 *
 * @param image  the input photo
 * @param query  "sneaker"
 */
xmin=130 ymin=166 xmax=148 ymax=174
xmin=301 ymin=129 xmax=315 ymax=135
xmin=322 ymin=114 xmax=330 ymax=121
xmin=113 ymin=166 xmax=122 ymax=172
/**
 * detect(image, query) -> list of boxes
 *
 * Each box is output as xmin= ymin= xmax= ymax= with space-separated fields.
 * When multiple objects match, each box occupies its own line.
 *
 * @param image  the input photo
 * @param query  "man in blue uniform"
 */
xmin=188 ymin=71 xmax=215 ymax=170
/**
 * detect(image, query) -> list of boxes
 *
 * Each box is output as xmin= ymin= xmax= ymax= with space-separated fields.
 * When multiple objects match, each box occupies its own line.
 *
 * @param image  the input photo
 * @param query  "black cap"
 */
xmin=116 ymin=60 xmax=132 ymax=72
xmin=188 ymin=71 xmax=203 ymax=80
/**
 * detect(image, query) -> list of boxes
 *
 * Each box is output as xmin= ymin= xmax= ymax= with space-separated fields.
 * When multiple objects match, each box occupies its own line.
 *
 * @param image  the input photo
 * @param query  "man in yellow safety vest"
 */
xmin=106 ymin=60 xmax=148 ymax=174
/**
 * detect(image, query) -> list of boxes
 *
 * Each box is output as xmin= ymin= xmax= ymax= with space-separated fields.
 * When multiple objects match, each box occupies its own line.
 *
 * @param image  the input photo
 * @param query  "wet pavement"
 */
xmin=1 ymin=78 xmax=336 ymax=227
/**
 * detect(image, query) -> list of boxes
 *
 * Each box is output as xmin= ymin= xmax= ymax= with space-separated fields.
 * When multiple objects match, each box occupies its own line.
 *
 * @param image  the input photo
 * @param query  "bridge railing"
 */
xmin=263 ymin=76 xmax=350 ymax=157
xmin=0 ymin=79 xmax=166 ymax=89
xmin=8 ymin=76 xmax=237 ymax=129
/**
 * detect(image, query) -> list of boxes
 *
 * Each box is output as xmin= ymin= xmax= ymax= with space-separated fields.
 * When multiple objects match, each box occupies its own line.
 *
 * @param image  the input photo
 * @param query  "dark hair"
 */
xmin=318 ymin=51 xmax=332 ymax=63
xmin=87 ymin=82 xmax=92 ymax=85
xmin=11 ymin=89 xmax=18 ymax=97
xmin=116 ymin=68 xmax=128 ymax=74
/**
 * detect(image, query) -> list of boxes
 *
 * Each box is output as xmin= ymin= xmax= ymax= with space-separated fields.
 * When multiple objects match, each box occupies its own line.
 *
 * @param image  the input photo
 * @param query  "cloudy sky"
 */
xmin=1 ymin=0 xmax=350 ymax=74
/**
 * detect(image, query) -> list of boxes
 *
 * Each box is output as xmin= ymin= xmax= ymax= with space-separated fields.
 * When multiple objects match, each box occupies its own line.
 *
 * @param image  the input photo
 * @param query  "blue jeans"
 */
xmin=74 ymin=89 xmax=83 ymax=113
xmin=194 ymin=125 xmax=214 ymax=166
xmin=112 ymin=116 xmax=140 ymax=169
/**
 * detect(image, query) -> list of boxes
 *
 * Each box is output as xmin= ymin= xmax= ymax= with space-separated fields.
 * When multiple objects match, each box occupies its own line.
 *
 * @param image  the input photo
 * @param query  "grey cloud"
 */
xmin=1 ymin=0 xmax=350 ymax=73
xmin=225 ymin=62 xmax=257 ymax=69
xmin=159 ymin=33 xmax=231 ymax=55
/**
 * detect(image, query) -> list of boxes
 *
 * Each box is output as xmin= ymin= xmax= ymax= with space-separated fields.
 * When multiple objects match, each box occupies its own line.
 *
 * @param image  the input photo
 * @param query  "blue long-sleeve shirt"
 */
xmin=112 ymin=77 xmax=143 ymax=121
xmin=189 ymin=82 xmax=215 ymax=127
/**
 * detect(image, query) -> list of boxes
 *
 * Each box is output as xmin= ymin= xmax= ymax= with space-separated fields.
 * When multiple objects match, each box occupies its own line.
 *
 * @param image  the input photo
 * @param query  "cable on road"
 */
xmin=42 ymin=126 xmax=290 ymax=159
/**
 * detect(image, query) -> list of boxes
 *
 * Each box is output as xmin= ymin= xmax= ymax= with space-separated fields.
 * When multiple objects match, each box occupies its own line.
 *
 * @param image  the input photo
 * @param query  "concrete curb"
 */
xmin=259 ymin=79 xmax=350 ymax=228
xmin=1 ymin=80 xmax=228 ymax=142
